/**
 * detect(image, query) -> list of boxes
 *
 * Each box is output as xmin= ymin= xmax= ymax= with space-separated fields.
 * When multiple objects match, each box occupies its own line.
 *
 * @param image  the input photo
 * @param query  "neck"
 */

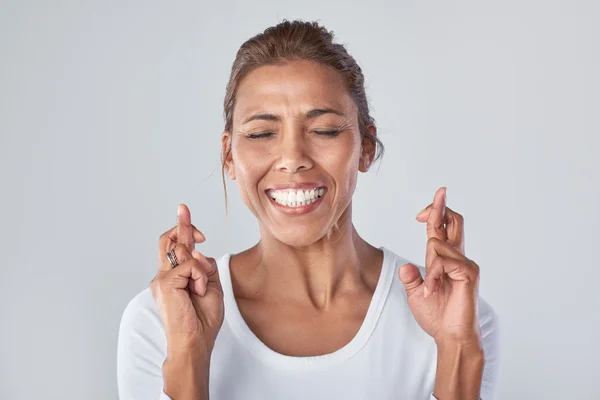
xmin=250 ymin=203 xmax=380 ymax=310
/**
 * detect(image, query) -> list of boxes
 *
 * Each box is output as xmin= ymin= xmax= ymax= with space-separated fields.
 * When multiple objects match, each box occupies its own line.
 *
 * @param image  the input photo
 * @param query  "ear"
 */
xmin=358 ymin=125 xmax=377 ymax=173
xmin=221 ymin=131 xmax=236 ymax=180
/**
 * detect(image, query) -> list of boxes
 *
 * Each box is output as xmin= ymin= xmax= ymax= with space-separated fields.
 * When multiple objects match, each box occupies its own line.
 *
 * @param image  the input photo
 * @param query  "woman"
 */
xmin=117 ymin=20 xmax=499 ymax=400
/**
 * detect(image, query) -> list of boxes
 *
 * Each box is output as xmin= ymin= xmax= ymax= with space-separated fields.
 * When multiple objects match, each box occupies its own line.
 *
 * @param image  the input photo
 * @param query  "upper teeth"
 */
xmin=268 ymin=188 xmax=325 ymax=207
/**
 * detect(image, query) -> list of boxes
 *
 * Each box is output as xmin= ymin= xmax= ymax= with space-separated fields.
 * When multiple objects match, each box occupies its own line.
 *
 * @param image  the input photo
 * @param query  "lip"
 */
xmin=265 ymin=182 xmax=327 ymax=191
xmin=265 ymin=186 xmax=328 ymax=216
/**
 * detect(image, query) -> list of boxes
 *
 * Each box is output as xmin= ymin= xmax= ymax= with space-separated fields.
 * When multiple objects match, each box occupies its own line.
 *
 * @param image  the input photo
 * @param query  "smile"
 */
xmin=267 ymin=187 xmax=325 ymax=207
xmin=265 ymin=186 xmax=327 ymax=215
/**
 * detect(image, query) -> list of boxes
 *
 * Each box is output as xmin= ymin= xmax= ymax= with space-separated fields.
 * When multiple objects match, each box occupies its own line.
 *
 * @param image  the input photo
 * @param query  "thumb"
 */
xmin=398 ymin=263 xmax=424 ymax=296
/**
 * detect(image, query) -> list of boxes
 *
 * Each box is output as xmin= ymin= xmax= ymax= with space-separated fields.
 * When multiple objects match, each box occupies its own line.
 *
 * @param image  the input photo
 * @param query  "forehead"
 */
xmin=234 ymin=60 xmax=356 ymax=120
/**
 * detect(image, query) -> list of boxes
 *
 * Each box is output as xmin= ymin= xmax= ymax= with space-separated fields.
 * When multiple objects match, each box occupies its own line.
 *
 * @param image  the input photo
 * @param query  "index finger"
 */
xmin=177 ymin=204 xmax=195 ymax=251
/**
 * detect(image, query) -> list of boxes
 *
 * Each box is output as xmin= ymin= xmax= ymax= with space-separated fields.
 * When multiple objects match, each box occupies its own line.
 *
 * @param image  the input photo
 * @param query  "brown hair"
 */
xmin=221 ymin=19 xmax=384 ymax=212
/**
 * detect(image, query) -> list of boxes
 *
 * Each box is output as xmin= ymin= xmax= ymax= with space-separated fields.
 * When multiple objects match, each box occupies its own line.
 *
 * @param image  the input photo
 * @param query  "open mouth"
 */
xmin=266 ymin=187 xmax=326 ymax=208
xmin=264 ymin=186 xmax=328 ymax=215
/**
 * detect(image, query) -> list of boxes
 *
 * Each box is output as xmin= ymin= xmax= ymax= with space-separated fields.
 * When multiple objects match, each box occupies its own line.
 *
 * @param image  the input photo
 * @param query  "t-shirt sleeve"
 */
xmin=117 ymin=288 xmax=172 ymax=400
xmin=428 ymin=296 xmax=501 ymax=400
xmin=478 ymin=297 xmax=501 ymax=400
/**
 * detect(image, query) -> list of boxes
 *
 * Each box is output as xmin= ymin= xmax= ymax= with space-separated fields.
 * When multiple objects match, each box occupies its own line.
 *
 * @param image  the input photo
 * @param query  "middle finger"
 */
xmin=417 ymin=204 xmax=464 ymax=254
xmin=426 ymin=187 xmax=448 ymax=242
xmin=424 ymin=188 xmax=447 ymax=273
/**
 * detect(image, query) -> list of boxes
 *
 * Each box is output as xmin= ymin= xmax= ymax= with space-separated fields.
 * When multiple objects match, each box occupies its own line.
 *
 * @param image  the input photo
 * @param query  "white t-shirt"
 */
xmin=117 ymin=247 xmax=500 ymax=400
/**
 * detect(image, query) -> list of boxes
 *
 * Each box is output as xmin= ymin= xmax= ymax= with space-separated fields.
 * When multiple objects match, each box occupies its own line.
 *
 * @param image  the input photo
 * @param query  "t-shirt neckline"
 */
xmin=218 ymin=246 xmax=396 ymax=370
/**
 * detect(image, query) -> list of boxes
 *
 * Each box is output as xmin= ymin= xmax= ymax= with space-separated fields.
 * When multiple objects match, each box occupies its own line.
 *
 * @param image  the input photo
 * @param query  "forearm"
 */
xmin=163 ymin=349 xmax=210 ymax=400
xmin=433 ymin=339 xmax=485 ymax=400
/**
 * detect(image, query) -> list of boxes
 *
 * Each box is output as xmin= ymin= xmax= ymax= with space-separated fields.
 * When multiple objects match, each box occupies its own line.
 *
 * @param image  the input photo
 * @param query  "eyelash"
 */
xmin=247 ymin=130 xmax=341 ymax=139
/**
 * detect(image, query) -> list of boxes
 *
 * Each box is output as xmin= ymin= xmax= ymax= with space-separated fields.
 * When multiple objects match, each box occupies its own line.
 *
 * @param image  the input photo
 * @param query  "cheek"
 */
xmin=319 ymin=137 xmax=361 ymax=188
xmin=232 ymin=141 xmax=269 ymax=174
xmin=231 ymin=145 xmax=271 ymax=199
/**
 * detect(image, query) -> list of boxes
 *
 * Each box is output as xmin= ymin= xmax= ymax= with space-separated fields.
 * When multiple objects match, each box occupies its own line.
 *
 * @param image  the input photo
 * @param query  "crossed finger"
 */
xmin=416 ymin=188 xmax=465 ymax=255
xmin=423 ymin=237 xmax=478 ymax=296
xmin=158 ymin=204 xmax=206 ymax=271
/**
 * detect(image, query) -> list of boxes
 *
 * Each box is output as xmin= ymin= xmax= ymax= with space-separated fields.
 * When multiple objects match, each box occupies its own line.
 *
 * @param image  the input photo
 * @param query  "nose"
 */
xmin=274 ymin=129 xmax=313 ymax=173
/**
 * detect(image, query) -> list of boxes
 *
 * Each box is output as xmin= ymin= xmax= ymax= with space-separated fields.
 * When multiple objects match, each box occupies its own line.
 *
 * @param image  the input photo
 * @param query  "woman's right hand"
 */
xmin=150 ymin=204 xmax=224 ymax=357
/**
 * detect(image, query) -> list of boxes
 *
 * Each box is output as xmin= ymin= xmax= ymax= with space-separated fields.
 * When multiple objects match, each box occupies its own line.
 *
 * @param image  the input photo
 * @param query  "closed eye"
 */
xmin=247 ymin=130 xmax=341 ymax=139
xmin=314 ymin=130 xmax=341 ymax=137
xmin=247 ymin=131 xmax=275 ymax=139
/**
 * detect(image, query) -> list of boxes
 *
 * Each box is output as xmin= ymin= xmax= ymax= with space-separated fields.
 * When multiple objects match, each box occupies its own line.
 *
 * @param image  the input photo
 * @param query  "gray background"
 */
xmin=1 ymin=0 xmax=598 ymax=399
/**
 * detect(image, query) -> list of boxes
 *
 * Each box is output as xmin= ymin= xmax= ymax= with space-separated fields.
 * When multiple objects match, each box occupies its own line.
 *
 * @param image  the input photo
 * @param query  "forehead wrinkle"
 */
xmin=233 ymin=61 xmax=356 ymax=127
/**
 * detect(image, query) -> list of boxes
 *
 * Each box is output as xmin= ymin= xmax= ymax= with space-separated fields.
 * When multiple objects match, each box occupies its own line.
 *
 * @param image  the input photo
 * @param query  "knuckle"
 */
xmin=157 ymin=276 xmax=172 ymax=292
xmin=191 ymin=258 xmax=203 ymax=270
xmin=159 ymin=229 xmax=175 ymax=242
xmin=149 ymin=277 xmax=161 ymax=296
xmin=206 ymin=257 xmax=217 ymax=269
xmin=153 ymin=282 xmax=165 ymax=297
xmin=427 ymin=237 xmax=440 ymax=247
xmin=427 ymin=219 xmax=444 ymax=231
xmin=431 ymin=256 xmax=443 ymax=271
xmin=182 ymin=257 xmax=201 ymax=270
xmin=172 ymin=244 xmax=186 ymax=257
xmin=195 ymin=252 xmax=209 ymax=263
xmin=175 ymin=243 xmax=188 ymax=251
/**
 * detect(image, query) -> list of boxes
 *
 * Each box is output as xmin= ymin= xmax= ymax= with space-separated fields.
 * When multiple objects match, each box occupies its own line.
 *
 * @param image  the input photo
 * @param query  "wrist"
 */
xmin=163 ymin=348 xmax=211 ymax=400
xmin=433 ymin=340 xmax=484 ymax=400
xmin=435 ymin=335 xmax=483 ymax=352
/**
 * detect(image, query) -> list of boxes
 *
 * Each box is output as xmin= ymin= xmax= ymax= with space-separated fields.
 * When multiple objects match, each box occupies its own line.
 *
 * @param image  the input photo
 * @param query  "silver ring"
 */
xmin=167 ymin=249 xmax=179 ymax=268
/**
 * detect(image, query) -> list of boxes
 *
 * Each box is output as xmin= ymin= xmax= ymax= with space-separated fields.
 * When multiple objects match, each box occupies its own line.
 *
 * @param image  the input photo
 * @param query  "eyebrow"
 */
xmin=242 ymin=108 xmax=345 ymax=125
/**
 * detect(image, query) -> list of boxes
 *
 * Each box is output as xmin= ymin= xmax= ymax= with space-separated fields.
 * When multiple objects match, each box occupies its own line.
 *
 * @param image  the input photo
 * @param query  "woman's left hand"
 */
xmin=398 ymin=187 xmax=482 ymax=345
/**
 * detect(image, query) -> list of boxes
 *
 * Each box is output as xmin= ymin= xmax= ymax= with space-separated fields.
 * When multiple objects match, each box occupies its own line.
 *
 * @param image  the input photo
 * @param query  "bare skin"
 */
xmin=152 ymin=59 xmax=484 ymax=399
xmin=229 ymin=234 xmax=383 ymax=356
xmin=221 ymin=59 xmax=382 ymax=356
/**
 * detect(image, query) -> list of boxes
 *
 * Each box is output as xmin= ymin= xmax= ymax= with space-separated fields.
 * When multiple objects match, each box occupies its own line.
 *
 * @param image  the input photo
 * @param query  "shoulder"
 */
xmin=120 ymin=287 xmax=162 ymax=329
xmin=478 ymin=295 xmax=500 ymax=339
xmin=117 ymin=288 xmax=168 ymax=398
xmin=118 ymin=287 xmax=165 ymax=350
xmin=117 ymin=287 xmax=167 ymax=378
xmin=383 ymin=247 xmax=501 ymax=398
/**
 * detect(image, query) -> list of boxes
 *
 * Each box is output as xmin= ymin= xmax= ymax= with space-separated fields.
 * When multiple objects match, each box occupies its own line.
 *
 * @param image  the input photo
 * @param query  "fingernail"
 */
xmin=444 ymin=187 xmax=447 ymax=203
xmin=177 ymin=204 xmax=182 ymax=217
xmin=423 ymin=284 xmax=430 ymax=298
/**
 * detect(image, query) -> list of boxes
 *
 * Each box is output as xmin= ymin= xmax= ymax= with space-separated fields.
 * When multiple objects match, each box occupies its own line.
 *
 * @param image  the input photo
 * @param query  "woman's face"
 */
xmin=223 ymin=59 xmax=375 ymax=247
